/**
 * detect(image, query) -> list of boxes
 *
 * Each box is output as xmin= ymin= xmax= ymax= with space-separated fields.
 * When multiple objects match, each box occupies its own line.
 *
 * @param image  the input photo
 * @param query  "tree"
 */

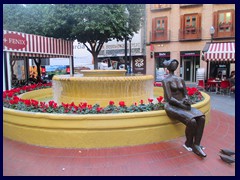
xmin=3 ymin=4 xmax=49 ymax=35
xmin=3 ymin=4 xmax=145 ymax=69
xmin=44 ymin=4 xmax=145 ymax=69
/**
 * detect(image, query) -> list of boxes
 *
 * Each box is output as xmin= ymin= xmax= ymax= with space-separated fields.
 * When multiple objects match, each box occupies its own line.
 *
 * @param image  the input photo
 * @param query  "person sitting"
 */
xmin=229 ymin=71 xmax=235 ymax=86
xmin=216 ymin=71 xmax=222 ymax=80
xmin=162 ymin=59 xmax=207 ymax=157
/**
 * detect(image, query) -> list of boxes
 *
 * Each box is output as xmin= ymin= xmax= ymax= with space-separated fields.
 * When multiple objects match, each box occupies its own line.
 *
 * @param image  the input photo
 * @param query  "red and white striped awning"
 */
xmin=204 ymin=42 xmax=235 ymax=62
xmin=3 ymin=30 xmax=73 ymax=58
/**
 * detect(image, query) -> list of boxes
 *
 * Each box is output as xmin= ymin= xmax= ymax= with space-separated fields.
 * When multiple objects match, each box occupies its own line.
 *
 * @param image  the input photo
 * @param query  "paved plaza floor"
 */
xmin=3 ymin=93 xmax=235 ymax=176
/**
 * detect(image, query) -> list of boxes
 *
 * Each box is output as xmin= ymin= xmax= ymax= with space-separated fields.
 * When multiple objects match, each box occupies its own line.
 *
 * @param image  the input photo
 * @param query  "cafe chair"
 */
xmin=219 ymin=80 xmax=230 ymax=95
xmin=196 ymin=79 xmax=205 ymax=91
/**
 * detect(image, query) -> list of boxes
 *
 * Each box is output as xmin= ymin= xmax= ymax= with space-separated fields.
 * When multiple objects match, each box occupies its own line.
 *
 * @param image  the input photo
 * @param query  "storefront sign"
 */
xmin=154 ymin=52 xmax=170 ymax=58
xmin=180 ymin=51 xmax=200 ymax=57
xmin=133 ymin=58 xmax=146 ymax=74
xmin=3 ymin=33 xmax=27 ymax=50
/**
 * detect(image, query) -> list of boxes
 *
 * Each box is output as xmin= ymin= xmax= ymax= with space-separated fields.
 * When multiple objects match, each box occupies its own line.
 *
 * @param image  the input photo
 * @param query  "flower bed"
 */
xmin=3 ymin=83 xmax=204 ymax=114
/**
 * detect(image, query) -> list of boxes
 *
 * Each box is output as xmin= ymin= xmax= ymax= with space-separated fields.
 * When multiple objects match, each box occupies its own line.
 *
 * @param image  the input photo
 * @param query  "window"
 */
xmin=185 ymin=15 xmax=197 ymax=29
xmin=152 ymin=17 xmax=169 ymax=42
xmin=156 ymin=19 xmax=165 ymax=30
xmin=213 ymin=10 xmax=235 ymax=38
xmin=218 ymin=12 xmax=232 ymax=32
xmin=179 ymin=13 xmax=202 ymax=40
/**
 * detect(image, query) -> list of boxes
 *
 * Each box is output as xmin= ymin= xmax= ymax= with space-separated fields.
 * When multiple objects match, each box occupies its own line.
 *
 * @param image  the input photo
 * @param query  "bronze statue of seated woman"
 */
xmin=162 ymin=59 xmax=207 ymax=157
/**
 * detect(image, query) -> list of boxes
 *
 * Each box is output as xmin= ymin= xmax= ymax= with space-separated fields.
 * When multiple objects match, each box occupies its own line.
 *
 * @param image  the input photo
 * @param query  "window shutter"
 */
xmin=180 ymin=15 xmax=184 ymax=30
xmin=231 ymin=10 xmax=235 ymax=36
xmin=164 ymin=17 xmax=168 ymax=30
xmin=152 ymin=18 xmax=156 ymax=41
xmin=198 ymin=13 xmax=202 ymax=29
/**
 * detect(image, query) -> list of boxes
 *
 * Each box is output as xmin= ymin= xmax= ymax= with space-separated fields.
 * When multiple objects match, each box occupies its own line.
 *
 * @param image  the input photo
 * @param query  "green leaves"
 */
xmin=3 ymin=4 xmax=145 ymax=68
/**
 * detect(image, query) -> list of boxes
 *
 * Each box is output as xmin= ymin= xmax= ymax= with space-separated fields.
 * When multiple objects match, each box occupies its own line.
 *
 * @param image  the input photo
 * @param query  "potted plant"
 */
xmin=219 ymin=22 xmax=231 ymax=29
xmin=156 ymin=27 xmax=165 ymax=33
xmin=186 ymin=25 xmax=196 ymax=31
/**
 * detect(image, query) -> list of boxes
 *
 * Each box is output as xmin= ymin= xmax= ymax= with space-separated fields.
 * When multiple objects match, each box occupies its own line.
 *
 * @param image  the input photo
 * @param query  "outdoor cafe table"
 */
xmin=208 ymin=80 xmax=221 ymax=93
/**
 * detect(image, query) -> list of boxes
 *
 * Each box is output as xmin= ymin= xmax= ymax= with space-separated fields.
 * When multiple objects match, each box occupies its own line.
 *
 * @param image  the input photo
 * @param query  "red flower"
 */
xmin=140 ymin=100 xmax=144 ymax=104
xmin=97 ymin=107 xmax=102 ymax=112
xmin=24 ymin=99 xmax=31 ymax=106
xmin=88 ymin=105 xmax=92 ymax=110
xmin=31 ymin=99 xmax=39 ymax=107
xmin=62 ymin=102 xmax=69 ymax=108
xmin=187 ymin=89 xmax=195 ymax=96
xmin=148 ymin=98 xmax=153 ymax=103
xmin=7 ymin=92 xmax=13 ymax=98
xmin=157 ymin=96 xmax=164 ymax=103
xmin=119 ymin=101 xmax=125 ymax=107
xmin=109 ymin=101 xmax=114 ymax=106
xmin=9 ymin=99 xmax=18 ymax=105
xmin=49 ymin=100 xmax=57 ymax=108
xmin=3 ymin=92 xmax=7 ymax=98
xmin=79 ymin=102 xmax=87 ymax=109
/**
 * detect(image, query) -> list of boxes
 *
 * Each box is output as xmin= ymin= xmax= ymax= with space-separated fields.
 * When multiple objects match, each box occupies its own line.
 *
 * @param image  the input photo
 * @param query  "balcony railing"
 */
xmin=214 ymin=27 xmax=235 ymax=39
xmin=150 ymin=4 xmax=171 ymax=11
xmin=180 ymin=4 xmax=202 ymax=7
xmin=218 ymin=22 xmax=232 ymax=29
xmin=179 ymin=28 xmax=201 ymax=41
xmin=150 ymin=29 xmax=170 ymax=42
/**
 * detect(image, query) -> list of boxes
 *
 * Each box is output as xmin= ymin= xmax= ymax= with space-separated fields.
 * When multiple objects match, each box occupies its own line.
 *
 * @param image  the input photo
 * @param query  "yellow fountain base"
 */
xmin=80 ymin=69 xmax=127 ymax=77
xmin=3 ymin=87 xmax=211 ymax=148
xmin=52 ymin=71 xmax=154 ymax=106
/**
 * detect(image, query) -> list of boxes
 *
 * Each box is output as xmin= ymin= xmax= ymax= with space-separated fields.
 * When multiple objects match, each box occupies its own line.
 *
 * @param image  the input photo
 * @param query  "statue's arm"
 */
xmin=163 ymin=80 xmax=186 ymax=108
xmin=182 ymin=79 xmax=192 ymax=105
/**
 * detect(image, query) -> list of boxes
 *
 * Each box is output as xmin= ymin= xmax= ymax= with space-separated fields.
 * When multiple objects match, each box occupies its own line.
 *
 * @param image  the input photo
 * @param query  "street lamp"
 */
xmin=206 ymin=26 xmax=215 ymax=80
xmin=124 ymin=8 xmax=129 ymax=71
xmin=129 ymin=36 xmax=133 ymax=74
xmin=210 ymin=26 xmax=215 ymax=43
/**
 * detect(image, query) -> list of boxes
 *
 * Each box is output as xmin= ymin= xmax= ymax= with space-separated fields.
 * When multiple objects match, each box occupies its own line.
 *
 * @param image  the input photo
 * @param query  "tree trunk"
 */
xmin=33 ymin=58 xmax=42 ymax=77
xmin=92 ymin=52 xmax=98 ymax=70
xmin=11 ymin=60 xmax=16 ymax=76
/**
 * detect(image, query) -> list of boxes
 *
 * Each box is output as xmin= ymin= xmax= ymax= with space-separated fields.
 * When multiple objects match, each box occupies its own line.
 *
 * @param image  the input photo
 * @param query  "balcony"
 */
xmin=150 ymin=4 xmax=171 ymax=11
xmin=150 ymin=29 xmax=170 ymax=43
xmin=218 ymin=22 xmax=231 ymax=29
xmin=180 ymin=4 xmax=203 ymax=8
xmin=179 ymin=28 xmax=201 ymax=41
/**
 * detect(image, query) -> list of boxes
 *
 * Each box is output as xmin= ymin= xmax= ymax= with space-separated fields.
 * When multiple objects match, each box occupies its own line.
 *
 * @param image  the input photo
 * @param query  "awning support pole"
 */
xmin=206 ymin=61 xmax=209 ymax=80
xmin=69 ymin=56 xmax=74 ymax=77
xmin=6 ymin=52 xmax=12 ymax=90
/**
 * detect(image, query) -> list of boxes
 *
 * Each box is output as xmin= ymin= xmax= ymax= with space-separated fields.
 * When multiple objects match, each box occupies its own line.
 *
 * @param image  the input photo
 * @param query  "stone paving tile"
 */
xmin=3 ymin=109 xmax=235 ymax=176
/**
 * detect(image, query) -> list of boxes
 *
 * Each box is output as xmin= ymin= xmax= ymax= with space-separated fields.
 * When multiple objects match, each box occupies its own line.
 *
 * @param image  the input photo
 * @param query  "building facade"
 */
xmin=145 ymin=4 xmax=235 ymax=82
xmin=98 ymin=26 xmax=146 ymax=74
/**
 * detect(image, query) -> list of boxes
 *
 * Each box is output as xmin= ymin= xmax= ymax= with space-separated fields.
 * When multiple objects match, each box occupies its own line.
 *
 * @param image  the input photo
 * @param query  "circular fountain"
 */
xmin=3 ymin=70 xmax=211 ymax=148
xmin=52 ymin=70 xmax=154 ymax=106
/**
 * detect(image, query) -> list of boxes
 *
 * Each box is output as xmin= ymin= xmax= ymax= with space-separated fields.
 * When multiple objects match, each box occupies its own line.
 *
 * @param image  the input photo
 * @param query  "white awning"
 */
xmin=203 ymin=42 xmax=235 ymax=62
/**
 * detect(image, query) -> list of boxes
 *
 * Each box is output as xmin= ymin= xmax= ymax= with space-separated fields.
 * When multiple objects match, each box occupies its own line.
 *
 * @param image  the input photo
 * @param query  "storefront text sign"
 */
xmin=133 ymin=58 xmax=146 ymax=74
xmin=3 ymin=33 xmax=27 ymax=50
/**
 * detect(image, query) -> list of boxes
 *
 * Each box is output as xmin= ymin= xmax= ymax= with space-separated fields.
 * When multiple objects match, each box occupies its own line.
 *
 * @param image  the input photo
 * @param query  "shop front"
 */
xmin=3 ymin=30 xmax=73 ymax=90
xmin=154 ymin=52 xmax=170 ymax=82
xmin=180 ymin=51 xmax=200 ymax=82
xmin=203 ymin=42 xmax=235 ymax=79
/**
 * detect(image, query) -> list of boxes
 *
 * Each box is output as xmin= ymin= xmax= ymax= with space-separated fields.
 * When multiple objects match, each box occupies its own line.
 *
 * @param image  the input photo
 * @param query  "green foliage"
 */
xmin=3 ymin=4 xmax=145 ymax=69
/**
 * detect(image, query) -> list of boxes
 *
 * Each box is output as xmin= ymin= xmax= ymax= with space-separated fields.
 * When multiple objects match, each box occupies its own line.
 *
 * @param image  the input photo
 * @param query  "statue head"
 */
xmin=163 ymin=59 xmax=179 ymax=72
